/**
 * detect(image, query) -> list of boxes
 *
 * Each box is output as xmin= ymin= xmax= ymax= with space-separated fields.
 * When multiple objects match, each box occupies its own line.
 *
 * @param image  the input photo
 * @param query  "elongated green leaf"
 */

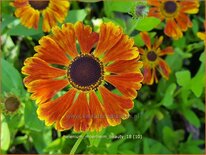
xmin=65 ymin=9 xmax=87 ymax=23
xmin=24 ymin=101 xmax=44 ymax=131
xmin=1 ymin=114 xmax=10 ymax=151
xmin=1 ymin=58 xmax=25 ymax=95
xmin=181 ymin=109 xmax=200 ymax=128
xmin=161 ymin=83 xmax=176 ymax=107
xmin=135 ymin=17 xmax=161 ymax=31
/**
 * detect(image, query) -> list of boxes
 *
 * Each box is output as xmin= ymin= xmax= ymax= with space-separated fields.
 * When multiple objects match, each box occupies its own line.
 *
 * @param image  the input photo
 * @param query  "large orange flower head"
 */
xmin=139 ymin=32 xmax=174 ymax=85
xmin=22 ymin=22 xmax=143 ymax=132
xmin=148 ymin=0 xmax=199 ymax=40
xmin=12 ymin=0 xmax=70 ymax=32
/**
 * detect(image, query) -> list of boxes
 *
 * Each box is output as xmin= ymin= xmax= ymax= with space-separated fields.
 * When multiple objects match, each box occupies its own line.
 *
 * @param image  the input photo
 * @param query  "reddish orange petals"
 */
xmin=37 ymin=89 xmax=76 ymax=128
xmin=158 ymin=59 xmax=171 ymax=79
xmin=180 ymin=1 xmax=199 ymax=14
xmin=99 ymin=86 xmax=133 ymax=126
xmin=159 ymin=46 xmax=174 ymax=56
xmin=27 ymin=79 xmax=68 ymax=104
xmin=164 ymin=19 xmax=182 ymax=40
xmin=51 ymin=24 xmax=78 ymax=58
xmin=103 ymin=35 xmax=138 ymax=63
xmin=105 ymin=73 xmax=143 ymax=99
xmin=147 ymin=0 xmax=160 ymax=6
xmin=89 ymin=91 xmax=108 ymax=131
xmin=35 ymin=36 xmax=70 ymax=65
xmin=13 ymin=0 xmax=28 ymax=7
xmin=94 ymin=22 xmax=122 ymax=57
xmin=153 ymin=36 xmax=163 ymax=49
xmin=140 ymin=32 xmax=151 ymax=49
xmin=176 ymin=13 xmax=192 ymax=31
xmin=60 ymin=93 xmax=92 ymax=132
xmin=22 ymin=57 xmax=66 ymax=83
xmin=75 ymin=22 xmax=99 ymax=53
xmin=143 ymin=65 xmax=154 ymax=85
xmin=105 ymin=59 xmax=142 ymax=74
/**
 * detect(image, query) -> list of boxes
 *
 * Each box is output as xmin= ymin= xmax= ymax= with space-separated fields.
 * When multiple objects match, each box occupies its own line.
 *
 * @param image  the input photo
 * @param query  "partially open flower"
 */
xmin=148 ymin=0 xmax=199 ymax=40
xmin=3 ymin=95 xmax=21 ymax=113
xmin=129 ymin=1 xmax=149 ymax=19
xmin=139 ymin=32 xmax=174 ymax=85
xmin=22 ymin=22 xmax=143 ymax=132
xmin=12 ymin=0 xmax=70 ymax=32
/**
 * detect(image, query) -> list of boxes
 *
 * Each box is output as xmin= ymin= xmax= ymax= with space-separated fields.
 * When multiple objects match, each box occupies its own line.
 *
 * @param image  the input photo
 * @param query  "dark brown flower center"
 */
xmin=68 ymin=54 xmax=103 ymax=91
xmin=164 ymin=1 xmax=177 ymax=14
xmin=29 ymin=0 xmax=49 ymax=10
xmin=147 ymin=51 xmax=157 ymax=61
xmin=5 ymin=96 xmax=20 ymax=112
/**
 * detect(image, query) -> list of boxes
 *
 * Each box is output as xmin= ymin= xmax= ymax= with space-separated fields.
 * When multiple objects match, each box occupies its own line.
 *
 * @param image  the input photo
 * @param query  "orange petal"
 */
xmin=22 ymin=57 xmax=66 ymax=86
xmin=51 ymin=24 xmax=78 ymax=58
xmin=148 ymin=7 xmax=163 ymax=20
xmin=180 ymin=0 xmax=199 ymax=14
xmin=159 ymin=46 xmax=174 ymax=56
xmin=42 ymin=9 xmax=57 ymax=32
xmin=153 ymin=36 xmax=163 ymax=49
xmin=37 ymin=88 xmax=76 ymax=128
xmin=99 ymin=86 xmax=133 ymax=126
xmin=60 ymin=92 xmax=92 ymax=132
xmin=176 ymin=13 xmax=192 ymax=31
xmin=27 ymin=79 xmax=68 ymax=104
xmin=164 ymin=19 xmax=182 ymax=40
xmin=13 ymin=0 xmax=28 ymax=7
xmin=74 ymin=22 xmax=99 ymax=54
xmin=89 ymin=91 xmax=108 ymax=131
xmin=94 ymin=22 xmax=122 ymax=57
xmin=105 ymin=58 xmax=143 ymax=74
xmin=49 ymin=0 xmax=70 ymax=23
xmin=158 ymin=58 xmax=171 ymax=79
xmin=143 ymin=65 xmax=154 ymax=85
xmin=140 ymin=32 xmax=151 ymax=49
xmin=102 ymin=35 xmax=139 ymax=63
xmin=34 ymin=36 xmax=70 ymax=66
xmin=105 ymin=73 xmax=143 ymax=99
xmin=147 ymin=0 xmax=160 ymax=6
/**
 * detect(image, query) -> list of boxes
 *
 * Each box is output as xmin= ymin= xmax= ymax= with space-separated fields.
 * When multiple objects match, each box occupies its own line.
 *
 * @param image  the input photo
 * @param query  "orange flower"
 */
xmin=22 ymin=22 xmax=143 ymax=132
xmin=12 ymin=0 xmax=70 ymax=32
xmin=139 ymin=32 xmax=173 ymax=85
xmin=148 ymin=0 xmax=199 ymax=40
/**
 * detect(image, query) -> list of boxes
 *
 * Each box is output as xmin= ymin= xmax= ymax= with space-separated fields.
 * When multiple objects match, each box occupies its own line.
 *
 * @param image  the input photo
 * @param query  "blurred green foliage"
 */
xmin=1 ymin=1 xmax=205 ymax=154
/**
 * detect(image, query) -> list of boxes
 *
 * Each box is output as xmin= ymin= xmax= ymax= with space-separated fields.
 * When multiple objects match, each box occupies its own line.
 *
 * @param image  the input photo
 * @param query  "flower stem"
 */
xmin=70 ymin=132 xmax=87 ymax=155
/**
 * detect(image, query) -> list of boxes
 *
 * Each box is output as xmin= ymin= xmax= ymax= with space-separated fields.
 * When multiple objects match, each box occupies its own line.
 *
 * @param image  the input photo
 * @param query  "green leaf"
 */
xmin=7 ymin=23 xmax=43 ymax=36
xmin=175 ymin=70 xmax=191 ymax=89
xmin=65 ymin=9 xmax=87 ymax=23
xmin=163 ymin=127 xmax=184 ymax=152
xmin=24 ymin=101 xmax=44 ymax=131
xmin=190 ymin=53 xmax=205 ymax=97
xmin=88 ymin=129 xmax=106 ymax=147
xmin=30 ymin=129 xmax=52 ymax=154
xmin=161 ymin=83 xmax=176 ymax=107
xmin=166 ymin=51 xmax=183 ymax=71
xmin=143 ymin=137 xmax=171 ymax=154
xmin=135 ymin=17 xmax=161 ymax=31
xmin=1 ymin=114 xmax=10 ymax=151
xmin=44 ymin=137 xmax=66 ymax=154
xmin=179 ymin=138 xmax=204 ymax=154
xmin=181 ymin=109 xmax=200 ymax=128
xmin=1 ymin=58 xmax=25 ymax=95
xmin=104 ymin=1 xmax=135 ymax=17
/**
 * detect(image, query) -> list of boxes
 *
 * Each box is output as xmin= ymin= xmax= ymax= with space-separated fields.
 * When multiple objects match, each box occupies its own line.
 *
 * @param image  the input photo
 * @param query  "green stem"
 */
xmin=70 ymin=132 xmax=87 ymax=155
